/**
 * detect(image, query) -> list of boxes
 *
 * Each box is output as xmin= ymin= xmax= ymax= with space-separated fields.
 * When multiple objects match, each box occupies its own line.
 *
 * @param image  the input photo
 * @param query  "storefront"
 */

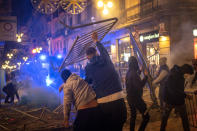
xmin=139 ymin=30 xmax=160 ymax=65
xmin=193 ymin=28 xmax=197 ymax=59
xmin=117 ymin=37 xmax=133 ymax=68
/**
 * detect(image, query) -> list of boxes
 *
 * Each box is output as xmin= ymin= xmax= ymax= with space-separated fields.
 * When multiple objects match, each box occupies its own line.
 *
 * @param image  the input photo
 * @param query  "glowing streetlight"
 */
xmin=193 ymin=29 xmax=197 ymax=37
xmin=32 ymin=47 xmax=43 ymax=54
xmin=2 ymin=65 xmax=7 ymax=69
xmin=32 ymin=49 xmax=37 ymax=54
xmin=5 ymin=61 xmax=10 ymax=65
xmin=7 ymin=53 xmax=13 ymax=59
xmin=16 ymin=33 xmax=23 ymax=43
xmin=23 ymin=57 xmax=28 ymax=61
xmin=103 ymin=7 xmax=109 ymax=15
xmin=98 ymin=1 xmax=104 ymax=8
xmin=98 ymin=1 xmax=113 ymax=15
xmin=107 ymin=1 xmax=113 ymax=8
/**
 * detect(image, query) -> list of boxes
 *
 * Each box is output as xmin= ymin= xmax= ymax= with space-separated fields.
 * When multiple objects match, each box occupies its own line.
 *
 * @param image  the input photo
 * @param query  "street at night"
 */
xmin=0 ymin=0 xmax=197 ymax=131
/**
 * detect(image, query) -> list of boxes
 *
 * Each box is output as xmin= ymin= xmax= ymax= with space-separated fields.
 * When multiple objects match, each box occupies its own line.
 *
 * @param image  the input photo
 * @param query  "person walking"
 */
xmin=160 ymin=64 xmax=193 ymax=131
xmin=153 ymin=57 xmax=169 ymax=110
xmin=125 ymin=56 xmax=150 ymax=131
xmin=59 ymin=69 xmax=104 ymax=131
xmin=85 ymin=32 xmax=127 ymax=131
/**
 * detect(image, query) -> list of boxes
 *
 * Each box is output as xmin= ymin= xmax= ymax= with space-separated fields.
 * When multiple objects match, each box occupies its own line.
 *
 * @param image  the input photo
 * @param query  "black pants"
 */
xmin=4 ymin=92 xmax=19 ymax=103
xmin=99 ymin=98 xmax=127 ymax=131
xmin=5 ymin=94 xmax=14 ymax=103
xmin=128 ymin=98 xmax=150 ymax=131
xmin=73 ymin=106 xmax=105 ymax=131
xmin=159 ymin=86 xmax=165 ymax=109
xmin=160 ymin=104 xmax=190 ymax=131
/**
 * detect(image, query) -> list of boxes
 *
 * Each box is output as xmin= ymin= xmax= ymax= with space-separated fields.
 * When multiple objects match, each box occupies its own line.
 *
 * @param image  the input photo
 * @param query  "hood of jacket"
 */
xmin=67 ymin=74 xmax=79 ymax=82
xmin=171 ymin=65 xmax=183 ymax=77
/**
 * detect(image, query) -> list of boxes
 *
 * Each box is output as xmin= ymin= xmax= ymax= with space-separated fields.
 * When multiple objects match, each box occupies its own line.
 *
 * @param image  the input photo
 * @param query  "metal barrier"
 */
xmin=128 ymin=27 xmax=158 ymax=109
xmin=58 ymin=17 xmax=118 ymax=72
xmin=185 ymin=90 xmax=197 ymax=128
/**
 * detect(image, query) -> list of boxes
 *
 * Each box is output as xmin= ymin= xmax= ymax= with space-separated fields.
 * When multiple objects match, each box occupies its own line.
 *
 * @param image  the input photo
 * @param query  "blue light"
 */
xmin=40 ymin=55 xmax=46 ymax=61
xmin=46 ymin=75 xmax=53 ymax=86
xmin=57 ymin=54 xmax=62 ymax=59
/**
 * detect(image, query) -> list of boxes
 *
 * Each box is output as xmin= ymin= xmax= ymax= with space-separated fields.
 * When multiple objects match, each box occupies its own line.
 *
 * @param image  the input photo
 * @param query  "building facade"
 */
xmin=47 ymin=0 xmax=197 ymax=78
xmin=101 ymin=0 xmax=197 ymax=79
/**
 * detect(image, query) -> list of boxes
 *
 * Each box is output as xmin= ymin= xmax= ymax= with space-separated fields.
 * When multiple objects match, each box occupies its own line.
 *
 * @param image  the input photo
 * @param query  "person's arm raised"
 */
xmin=92 ymin=32 xmax=111 ymax=61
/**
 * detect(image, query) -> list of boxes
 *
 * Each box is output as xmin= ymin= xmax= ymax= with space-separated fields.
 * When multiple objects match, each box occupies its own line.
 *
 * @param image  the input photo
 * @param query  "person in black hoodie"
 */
xmin=126 ymin=56 xmax=150 ymax=131
xmin=85 ymin=32 xmax=127 ymax=131
xmin=3 ymin=75 xmax=20 ymax=103
xmin=160 ymin=64 xmax=193 ymax=131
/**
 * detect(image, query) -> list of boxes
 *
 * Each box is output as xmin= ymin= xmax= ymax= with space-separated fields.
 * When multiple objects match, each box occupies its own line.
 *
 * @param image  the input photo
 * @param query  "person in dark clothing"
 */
xmin=3 ymin=79 xmax=20 ymax=103
xmin=160 ymin=64 xmax=194 ymax=131
xmin=85 ymin=32 xmax=127 ymax=131
xmin=126 ymin=56 xmax=150 ymax=131
xmin=153 ymin=57 xmax=169 ymax=109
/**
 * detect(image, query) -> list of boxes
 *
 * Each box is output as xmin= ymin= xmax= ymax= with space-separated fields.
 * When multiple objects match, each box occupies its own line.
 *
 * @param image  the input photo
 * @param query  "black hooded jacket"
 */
xmin=163 ymin=65 xmax=186 ymax=105
xmin=126 ymin=69 xmax=148 ymax=103
xmin=85 ymin=42 xmax=122 ymax=99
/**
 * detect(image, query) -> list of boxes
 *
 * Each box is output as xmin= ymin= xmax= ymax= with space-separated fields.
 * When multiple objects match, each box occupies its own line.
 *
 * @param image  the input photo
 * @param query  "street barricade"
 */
xmin=185 ymin=90 xmax=197 ymax=128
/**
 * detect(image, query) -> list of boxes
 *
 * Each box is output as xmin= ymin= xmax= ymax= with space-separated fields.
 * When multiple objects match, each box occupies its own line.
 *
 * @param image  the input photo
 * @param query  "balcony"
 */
xmin=120 ymin=0 xmax=197 ymax=25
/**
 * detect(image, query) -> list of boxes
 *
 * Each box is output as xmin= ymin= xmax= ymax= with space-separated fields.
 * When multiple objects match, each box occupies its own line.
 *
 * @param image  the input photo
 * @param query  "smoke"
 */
xmin=18 ymin=78 xmax=62 ymax=109
xmin=16 ymin=60 xmax=63 ymax=109
xmin=168 ymin=22 xmax=194 ymax=68
xmin=19 ymin=85 xmax=60 ymax=109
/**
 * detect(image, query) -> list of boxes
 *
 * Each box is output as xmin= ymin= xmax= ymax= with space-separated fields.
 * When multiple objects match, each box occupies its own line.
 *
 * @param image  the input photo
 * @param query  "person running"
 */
xmin=85 ymin=32 xmax=127 ymax=131
xmin=59 ymin=69 xmax=104 ymax=131
xmin=160 ymin=64 xmax=193 ymax=131
xmin=126 ymin=56 xmax=150 ymax=131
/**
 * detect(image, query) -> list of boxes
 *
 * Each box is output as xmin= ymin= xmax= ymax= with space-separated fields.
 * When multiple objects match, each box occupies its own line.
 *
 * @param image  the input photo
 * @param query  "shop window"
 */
xmin=116 ymin=36 xmax=133 ymax=88
xmin=194 ymin=38 xmax=197 ymax=59
xmin=117 ymin=37 xmax=133 ymax=75
xmin=118 ymin=37 xmax=133 ymax=65
xmin=146 ymin=42 xmax=159 ymax=77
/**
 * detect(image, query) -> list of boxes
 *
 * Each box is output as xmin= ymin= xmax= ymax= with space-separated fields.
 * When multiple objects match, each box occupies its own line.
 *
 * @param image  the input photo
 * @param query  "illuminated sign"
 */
xmin=139 ymin=31 xmax=159 ymax=43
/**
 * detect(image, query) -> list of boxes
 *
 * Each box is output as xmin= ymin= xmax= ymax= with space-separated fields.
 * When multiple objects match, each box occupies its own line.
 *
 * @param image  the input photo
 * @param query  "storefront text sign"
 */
xmin=139 ymin=31 xmax=159 ymax=43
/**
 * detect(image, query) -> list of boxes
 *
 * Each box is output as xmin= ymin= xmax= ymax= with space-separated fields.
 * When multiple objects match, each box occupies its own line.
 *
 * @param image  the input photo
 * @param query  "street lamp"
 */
xmin=107 ymin=1 xmax=113 ymax=8
xmin=23 ymin=57 xmax=28 ymax=61
xmin=16 ymin=33 xmax=23 ymax=42
xmin=7 ymin=53 xmax=13 ymax=59
xmin=97 ymin=0 xmax=113 ymax=15
xmin=98 ymin=1 xmax=104 ymax=7
xmin=193 ymin=29 xmax=197 ymax=37
xmin=32 ymin=47 xmax=42 ymax=54
xmin=103 ymin=7 xmax=109 ymax=15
